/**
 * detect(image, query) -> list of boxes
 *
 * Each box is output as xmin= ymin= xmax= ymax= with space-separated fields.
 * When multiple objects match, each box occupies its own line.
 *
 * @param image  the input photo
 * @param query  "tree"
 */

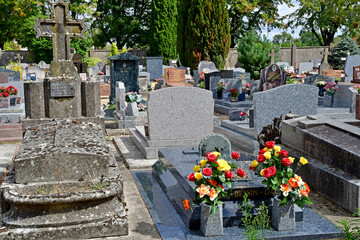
xmin=92 ymin=0 xmax=151 ymax=49
xmin=237 ymin=29 xmax=275 ymax=79
xmin=182 ymin=0 xmax=231 ymax=70
xmin=298 ymin=30 xmax=320 ymax=46
xmin=273 ymin=32 xmax=293 ymax=44
xmin=177 ymin=0 xmax=191 ymax=66
xmin=287 ymin=0 xmax=360 ymax=46
xmin=0 ymin=0 xmax=39 ymax=49
xmin=227 ymin=0 xmax=293 ymax=47
xmin=329 ymin=37 xmax=360 ymax=70
xmin=149 ymin=0 xmax=178 ymax=64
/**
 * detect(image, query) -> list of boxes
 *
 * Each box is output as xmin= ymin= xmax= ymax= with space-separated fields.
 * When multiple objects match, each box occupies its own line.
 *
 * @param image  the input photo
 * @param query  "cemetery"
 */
xmin=0 ymin=0 xmax=360 ymax=239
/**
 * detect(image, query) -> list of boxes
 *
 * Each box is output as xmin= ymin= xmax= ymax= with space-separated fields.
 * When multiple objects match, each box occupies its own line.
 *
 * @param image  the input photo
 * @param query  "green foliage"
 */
xmin=149 ymin=0 xmax=178 ymax=64
xmin=182 ymin=0 xmax=230 ymax=70
xmin=227 ymin=0 xmax=293 ymax=47
xmin=329 ymin=37 xmax=360 ymax=70
xmin=273 ymin=32 xmax=293 ymax=44
xmin=198 ymin=81 xmax=205 ymax=88
xmin=3 ymin=41 xmax=21 ymax=50
xmin=236 ymin=29 xmax=275 ymax=79
xmin=287 ymin=0 xmax=360 ymax=46
xmin=336 ymin=208 xmax=360 ymax=240
xmin=110 ymin=42 xmax=119 ymax=57
xmin=87 ymin=57 xmax=103 ymax=67
xmin=92 ymin=0 xmax=151 ymax=49
xmin=177 ymin=0 xmax=191 ymax=66
xmin=240 ymin=193 xmax=272 ymax=240
xmin=70 ymin=33 xmax=94 ymax=61
xmin=299 ymin=30 xmax=320 ymax=46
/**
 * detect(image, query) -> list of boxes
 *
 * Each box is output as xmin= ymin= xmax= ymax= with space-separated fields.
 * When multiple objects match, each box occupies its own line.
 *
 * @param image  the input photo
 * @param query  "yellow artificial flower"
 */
xmin=299 ymin=157 xmax=308 ymax=165
xmin=217 ymin=159 xmax=231 ymax=172
xmin=274 ymin=151 xmax=279 ymax=157
xmin=212 ymin=151 xmax=221 ymax=160
xmin=250 ymin=160 xmax=259 ymax=168
xmin=264 ymin=151 xmax=272 ymax=160
xmin=195 ymin=172 xmax=203 ymax=180
xmin=264 ymin=147 xmax=269 ymax=152
xmin=274 ymin=145 xmax=281 ymax=152
xmin=193 ymin=165 xmax=201 ymax=172
xmin=200 ymin=159 xmax=208 ymax=168
xmin=260 ymin=169 xmax=264 ymax=176
xmin=289 ymin=157 xmax=295 ymax=163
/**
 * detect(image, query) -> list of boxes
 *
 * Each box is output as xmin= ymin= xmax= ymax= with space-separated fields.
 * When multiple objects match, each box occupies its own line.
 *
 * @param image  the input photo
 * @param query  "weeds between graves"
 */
xmin=336 ymin=208 xmax=360 ymax=239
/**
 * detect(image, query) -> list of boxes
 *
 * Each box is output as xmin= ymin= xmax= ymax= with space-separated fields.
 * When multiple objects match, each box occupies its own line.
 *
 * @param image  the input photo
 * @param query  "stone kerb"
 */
xmin=253 ymin=84 xmax=318 ymax=135
xmin=147 ymin=87 xmax=214 ymax=143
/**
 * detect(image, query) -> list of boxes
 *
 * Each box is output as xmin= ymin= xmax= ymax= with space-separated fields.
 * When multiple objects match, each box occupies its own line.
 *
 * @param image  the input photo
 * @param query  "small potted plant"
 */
xmin=323 ymin=81 xmax=338 ymax=107
xmin=0 ymin=86 xmax=18 ymax=108
xmin=250 ymin=141 xmax=313 ymax=231
xmin=184 ymin=151 xmax=245 ymax=236
xmin=216 ymin=80 xmax=227 ymax=99
xmin=240 ymin=111 xmax=248 ymax=121
xmin=228 ymin=88 xmax=239 ymax=102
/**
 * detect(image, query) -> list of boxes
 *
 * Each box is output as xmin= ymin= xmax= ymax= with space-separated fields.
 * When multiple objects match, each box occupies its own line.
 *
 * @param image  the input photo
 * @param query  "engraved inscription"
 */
xmin=225 ymin=187 xmax=277 ymax=200
xmin=50 ymin=81 xmax=75 ymax=97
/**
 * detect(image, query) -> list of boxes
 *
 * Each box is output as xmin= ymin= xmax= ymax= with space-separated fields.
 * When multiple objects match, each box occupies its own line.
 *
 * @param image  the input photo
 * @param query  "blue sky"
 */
xmin=262 ymin=2 xmax=300 ymax=40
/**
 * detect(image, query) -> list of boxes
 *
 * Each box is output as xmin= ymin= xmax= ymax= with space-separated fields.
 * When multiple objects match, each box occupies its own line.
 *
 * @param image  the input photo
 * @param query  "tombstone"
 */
xmin=0 ymin=72 xmax=9 ymax=83
xmin=233 ymin=67 xmax=246 ymax=73
xmin=109 ymin=53 xmax=140 ymax=104
xmin=209 ymin=77 xmax=242 ymax=99
xmin=0 ymin=68 xmax=20 ymax=81
xmin=72 ymin=53 xmax=88 ymax=74
xmin=38 ymin=61 xmax=48 ymax=69
xmin=146 ymin=57 xmax=163 ymax=80
xmin=14 ymin=53 xmax=24 ymax=64
xmin=250 ymin=80 xmax=261 ymax=97
xmin=204 ymin=70 xmax=233 ymax=90
xmin=333 ymin=84 xmax=357 ymax=112
xmin=319 ymin=48 xmax=331 ymax=74
xmin=193 ymin=71 xmax=201 ymax=87
xmin=322 ymin=69 xmax=342 ymax=79
xmin=260 ymin=64 xmax=286 ymax=91
xmin=116 ymin=82 xmax=126 ymax=120
xmin=130 ymin=87 xmax=214 ymax=158
xmin=168 ymin=59 xmax=179 ymax=67
xmin=198 ymin=60 xmax=218 ymax=74
xmin=268 ymin=49 xmax=278 ymax=65
xmin=345 ymin=54 xmax=360 ymax=82
xmin=311 ymin=59 xmax=321 ymax=69
xmin=253 ymin=84 xmax=318 ymax=134
xmin=298 ymin=62 xmax=313 ymax=74
xmin=25 ymin=73 xmax=37 ymax=81
xmin=233 ymin=72 xmax=250 ymax=86
xmin=276 ymin=62 xmax=290 ymax=68
xmin=79 ymin=73 xmax=87 ymax=81
xmin=198 ymin=133 xmax=231 ymax=160
xmin=353 ymin=65 xmax=360 ymax=83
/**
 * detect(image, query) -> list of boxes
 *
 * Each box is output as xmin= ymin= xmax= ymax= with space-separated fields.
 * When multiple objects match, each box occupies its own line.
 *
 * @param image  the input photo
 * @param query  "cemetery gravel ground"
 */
xmin=0 ymin=133 xmax=357 ymax=239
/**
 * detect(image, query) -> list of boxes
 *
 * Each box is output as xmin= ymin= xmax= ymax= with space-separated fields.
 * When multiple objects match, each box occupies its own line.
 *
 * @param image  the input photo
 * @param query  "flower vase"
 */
xmin=126 ymin=102 xmax=139 ymax=117
xmin=323 ymin=95 xmax=333 ymax=107
xmin=200 ymin=203 xmax=223 ymax=236
xmin=0 ymin=97 xmax=10 ymax=108
xmin=230 ymin=95 xmax=238 ymax=102
xmin=271 ymin=195 xmax=295 ymax=231
xmin=216 ymin=90 xmax=223 ymax=99
xmin=10 ymin=96 xmax=17 ymax=106
xmin=238 ymin=93 xmax=246 ymax=101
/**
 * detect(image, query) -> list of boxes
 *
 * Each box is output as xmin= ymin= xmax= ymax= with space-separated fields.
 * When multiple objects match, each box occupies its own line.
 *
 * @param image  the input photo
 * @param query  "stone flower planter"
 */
xmin=230 ymin=95 xmax=238 ymax=102
xmin=271 ymin=195 xmax=295 ymax=231
xmin=0 ymin=97 xmax=10 ymax=108
xmin=200 ymin=203 xmax=223 ymax=236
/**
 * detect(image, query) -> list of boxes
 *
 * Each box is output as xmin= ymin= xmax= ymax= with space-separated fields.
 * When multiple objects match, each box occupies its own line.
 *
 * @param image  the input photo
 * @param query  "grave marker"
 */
xmin=298 ymin=62 xmax=313 ymax=74
xmin=353 ymin=65 xmax=360 ymax=83
xmin=146 ymin=57 xmax=163 ymax=80
xmin=260 ymin=64 xmax=286 ymax=91
xmin=344 ymin=54 xmax=360 ymax=82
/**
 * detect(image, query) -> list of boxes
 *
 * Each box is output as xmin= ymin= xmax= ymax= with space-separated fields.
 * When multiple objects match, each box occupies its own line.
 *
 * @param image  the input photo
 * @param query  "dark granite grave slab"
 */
xmin=205 ymin=70 xmax=233 ymax=90
xmin=132 ymin=169 xmax=344 ymax=240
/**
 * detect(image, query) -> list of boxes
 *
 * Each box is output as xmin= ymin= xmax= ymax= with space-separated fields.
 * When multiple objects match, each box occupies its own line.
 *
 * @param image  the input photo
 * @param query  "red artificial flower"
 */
xmin=208 ymin=179 xmax=218 ymax=186
xmin=240 ymin=111 xmax=247 ymax=116
xmin=202 ymin=168 xmax=213 ymax=177
xmin=187 ymin=173 xmax=195 ymax=181
xmin=268 ymin=166 xmax=277 ymax=176
xmin=258 ymin=149 xmax=266 ymax=155
xmin=257 ymin=154 xmax=266 ymax=163
xmin=249 ymin=165 xmax=256 ymax=171
xmin=225 ymin=170 xmax=234 ymax=179
xmin=279 ymin=150 xmax=288 ymax=157
xmin=98 ymin=71 xmax=104 ymax=75
xmin=3 ymin=92 xmax=9 ymax=97
xmin=206 ymin=153 xmax=217 ymax=162
xmin=281 ymin=158 xmax=292 ymax=166
xmin=237 ymin=168 xmax=246 ymax=177
xmin=231 ymin=151 xmax=240 ymax=160
xmin=265 ymin=141 xmax=275 ymax=149
xmin=262 ymin=168 xmax=272 ymax=178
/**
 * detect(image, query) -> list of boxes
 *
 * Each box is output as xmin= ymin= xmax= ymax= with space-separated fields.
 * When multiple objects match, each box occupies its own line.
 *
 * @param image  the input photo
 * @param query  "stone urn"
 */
xmin=200 ymin=203 xmax=223 ymax=236
xmin=271 ymin=196 xmax=295 ymax=231
xmin=127 ymin=102 xmax=139 ymax=117
xmin=216 ymin=90 xmax=223 ymax=99
xmin=230 ymin=95 xmax=238 ymax=102
xmin=0 ymin=97 xmax=10 ymax=108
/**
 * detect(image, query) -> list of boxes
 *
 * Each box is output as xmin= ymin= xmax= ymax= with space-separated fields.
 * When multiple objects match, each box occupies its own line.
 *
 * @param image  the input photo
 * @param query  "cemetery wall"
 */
xmin=0 ymin=50 xmax=34 ymax=66
xmin=91 ymin=49 xmax=148 ymax=64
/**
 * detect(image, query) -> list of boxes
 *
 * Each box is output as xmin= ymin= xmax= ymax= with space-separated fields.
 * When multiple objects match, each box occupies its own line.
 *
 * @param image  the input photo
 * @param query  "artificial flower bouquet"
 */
xmin=249 ymin=141 xmax=313 ymax=207
xmin=228 ymin=88 xmax=240 ymax=97
xmin=184 ymin=151 xmax=246 ymax=214
xmin=354 ymin=85 xmax=360 ymax=94
xmin=0 ymin=86 xmax=18 ymax=97
xmin=324 ymin=81 xmax=338 ymax=96
xmin=125 ymin=91 xmax=142 ymax=103
xmin=216 ymin=80 xmax=227 ymax=91
xmin=200 ymin=69 xmax=207 ymax=80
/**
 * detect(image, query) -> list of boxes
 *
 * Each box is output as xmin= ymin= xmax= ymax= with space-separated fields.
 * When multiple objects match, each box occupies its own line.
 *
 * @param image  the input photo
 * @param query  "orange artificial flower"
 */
xmin=208 ymin=179 xmax=218 ymax=186
xmin=304 ymin=182 xmax=310 ymax=193
xmin=288 ymin=177 xmax=299 ymax=188
xmin=196 ymin=184 xmax=210 ymax=198
xmin=183 ymin=199 xmax=190 ymax=210
xmin=208 ymin=188 xmax=219 ymax=201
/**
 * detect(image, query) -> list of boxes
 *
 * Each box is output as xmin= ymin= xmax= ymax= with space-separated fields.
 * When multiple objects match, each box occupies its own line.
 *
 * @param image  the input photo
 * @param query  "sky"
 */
xmin=262 ymin=2 xmax=300 ymax=40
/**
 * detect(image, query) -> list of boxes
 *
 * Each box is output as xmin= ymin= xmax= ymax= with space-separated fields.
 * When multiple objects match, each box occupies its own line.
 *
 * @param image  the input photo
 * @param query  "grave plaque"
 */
xmin=233 ymin=72 xmax=250 ymax=86
xmin=260 ymin=64 xmax=285 ymax=91
xmin=0 ymin=73 xmax=9 ymax=83
xmin=353 ymin=65 xmax=360 ymax=83
xmin=50 ymin=81 xmax=75 ymax=97
xmin=0 ymin=68 xmax=20 ymax=82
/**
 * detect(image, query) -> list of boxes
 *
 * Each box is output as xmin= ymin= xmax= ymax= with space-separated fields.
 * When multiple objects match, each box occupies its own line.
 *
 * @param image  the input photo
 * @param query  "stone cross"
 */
xmin=268 ymin=49 xmax=277 ymax=65
xmin=34 ymin=0 xmax=86 ymax=61
xmin=322 ymin=48 xmax=331 ymax=64
xmin=15 ymin=53 xmax=23 ymax=64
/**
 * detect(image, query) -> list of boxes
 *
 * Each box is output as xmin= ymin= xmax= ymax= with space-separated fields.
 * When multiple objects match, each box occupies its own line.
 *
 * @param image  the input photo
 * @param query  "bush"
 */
xmin=237 ymin=29 xmax=277 ymax=79
xmin=329 ymin=37 xmax=360 ymax=70
xmin=87 ymin=57 xmax=103 ymax=67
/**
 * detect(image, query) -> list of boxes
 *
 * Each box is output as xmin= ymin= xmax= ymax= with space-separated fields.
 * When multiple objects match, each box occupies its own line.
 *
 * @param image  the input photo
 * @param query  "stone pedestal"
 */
xmin=200 ymin=203 xmax=223 ymax=236
xmin=271 ymin=196 xmax=296 ymax=231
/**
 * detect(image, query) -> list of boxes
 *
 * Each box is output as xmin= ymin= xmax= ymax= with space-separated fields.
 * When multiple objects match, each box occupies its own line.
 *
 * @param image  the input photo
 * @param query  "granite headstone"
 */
xmin=146 ymin=57 xmax=163 ymax=80
xmin=298 ymin=62 xmax=313 ymax=74
xmin=198 ymin=133 xmax=231 ymax=164
xmin=0 ymin=68 xmax=20 ymax=82
xmin=198 ymin=61 xmax=218 ymax=74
